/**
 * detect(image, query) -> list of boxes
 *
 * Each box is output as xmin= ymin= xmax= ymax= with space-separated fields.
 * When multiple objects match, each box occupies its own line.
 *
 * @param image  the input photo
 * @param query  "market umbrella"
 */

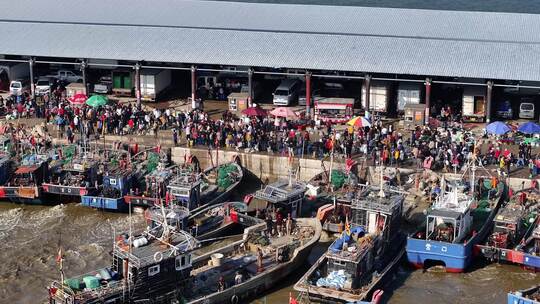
xmin=485 ymin=121 xmax=511 ymax=135
xmin=518 ymin=121 xmax=540 ymax=134
xmin=347 ymin=116 xmax=371 ymax=128
xmin=269 ymin=107 xmax=298 ymax=119
xmin=85 ymin=95 xmax=108 ymax=107
xmin=242 ymin=106 xmax=267 ymax=117
xmin=69 ymin=93 xmax=87 ymax=105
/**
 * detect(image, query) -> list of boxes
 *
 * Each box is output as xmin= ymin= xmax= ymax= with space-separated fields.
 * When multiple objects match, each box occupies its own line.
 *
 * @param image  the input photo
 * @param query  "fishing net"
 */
xmin=217 ymin=164 xmax=237 ymax=190
xmin=330 ymin=169 xmax=348 ymax=189
xmin=62 ymin=145 xmax=76 ymax=164
xmin=146 ymin=152 xmax=160 ymax=173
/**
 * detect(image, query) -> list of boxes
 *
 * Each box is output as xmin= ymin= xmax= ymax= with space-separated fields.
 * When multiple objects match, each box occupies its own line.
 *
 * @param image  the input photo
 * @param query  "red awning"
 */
xmin=15 ymin=166 xmax=39 ymax=174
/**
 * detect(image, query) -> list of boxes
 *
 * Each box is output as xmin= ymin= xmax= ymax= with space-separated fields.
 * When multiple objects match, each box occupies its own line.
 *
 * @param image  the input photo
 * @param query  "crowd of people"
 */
xmin=1 ymin=89 xmax=539 ymax=178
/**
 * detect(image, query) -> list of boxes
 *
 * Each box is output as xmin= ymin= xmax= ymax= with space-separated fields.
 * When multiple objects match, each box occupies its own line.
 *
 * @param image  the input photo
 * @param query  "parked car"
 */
xmin=273 ymin=79 xmax=301 ymax=106
xmin=9 ymin=79 xmax=30 ymax=96
xmin=35 ymin=77 xmax=53 ymax=96
xmin=519 ymin=100 xmax=535 ymax=119
xmin=45 ymin=70 xmax=83 ymax=83
xmin=93 ymin=76 xmax=112 ymax=94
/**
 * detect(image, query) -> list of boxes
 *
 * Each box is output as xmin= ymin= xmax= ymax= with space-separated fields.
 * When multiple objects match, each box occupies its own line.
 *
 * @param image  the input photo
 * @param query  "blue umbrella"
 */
xmin=485 ymin=121 xmax=511 ymax=135
xmin=518 ymin=122 xmax=540 ymax=134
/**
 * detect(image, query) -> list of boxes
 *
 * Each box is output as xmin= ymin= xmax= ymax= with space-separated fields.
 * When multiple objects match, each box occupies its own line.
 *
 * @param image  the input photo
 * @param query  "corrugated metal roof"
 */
xmin=1 ymin=0 xmax=540 ymax=81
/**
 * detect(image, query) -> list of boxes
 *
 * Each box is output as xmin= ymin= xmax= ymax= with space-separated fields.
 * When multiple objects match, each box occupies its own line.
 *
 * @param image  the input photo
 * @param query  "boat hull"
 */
xmin=0 ymin=186 xmax=45 ymax=205
xmin=507 ymin=285 xmax=540 ymax=304
xmin=124 ymin=195 xmax=162 ymax=208
xmin=476 ymin=245 xmax=540 ymax=269
xmin=81 ymin=195 xmax=127 ymax=211
xmin=187 ymin=218 xmax=321 ymax=304
xmin=42 ymin=183 xmax=96 ymax=200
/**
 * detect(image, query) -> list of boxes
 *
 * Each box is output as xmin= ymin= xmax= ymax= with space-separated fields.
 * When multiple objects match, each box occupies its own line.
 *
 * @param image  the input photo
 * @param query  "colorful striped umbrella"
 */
xmin=69 ymin=93 xmax=87 ymax=104
xmin=347 ymin=116 xmax=371 ymax=128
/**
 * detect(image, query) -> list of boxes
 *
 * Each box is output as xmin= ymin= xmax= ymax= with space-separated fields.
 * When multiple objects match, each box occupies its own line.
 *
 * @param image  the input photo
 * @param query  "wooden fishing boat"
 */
xmin=81 ymin=161 xmax=134 ymax=211
xmin=188 ymin=201 xmax=248 ymax=240
xmin=294 ymin=184 xmax=404 ymax=303
xmin=476 ymin=187 xmax=540 ymax=269
xmin=42 ymin=157 xmax=101 ymax=200
xmin=167 ymin=161 xmax=243 ymax=213
xmin=507 ymin=285 xmax=540 ymax=304
xmin=0 ymin=153 xmax=51 ymax=204
xmin=183 ymin=217 xmax=321 ymax=304
xmin=123 ymin=165 xmax=177 ymax=207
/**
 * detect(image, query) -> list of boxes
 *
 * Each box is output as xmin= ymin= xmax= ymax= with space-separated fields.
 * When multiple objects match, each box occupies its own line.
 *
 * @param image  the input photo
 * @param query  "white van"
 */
xmin=519 ymin=101 xmax=535 ymax=119
xmin=9 ymin=79 xmax=29 ymax=96
xmin=273 ymin=79 xmax=301 ymax=106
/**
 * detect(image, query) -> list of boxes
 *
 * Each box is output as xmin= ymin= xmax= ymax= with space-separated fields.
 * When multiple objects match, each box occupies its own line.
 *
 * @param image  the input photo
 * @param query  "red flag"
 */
xmin=56 ymin=247 xmax=63 ymax=264
xmin=289 ymin=292 xmax=298 ymax=304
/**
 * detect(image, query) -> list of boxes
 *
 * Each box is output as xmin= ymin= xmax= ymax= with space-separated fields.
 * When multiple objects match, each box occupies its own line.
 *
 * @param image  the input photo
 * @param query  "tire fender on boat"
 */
xmin=230 ymin=294 xmax=239 ymax=304
xmin=154 ymin=251 xmax=163 ymax=263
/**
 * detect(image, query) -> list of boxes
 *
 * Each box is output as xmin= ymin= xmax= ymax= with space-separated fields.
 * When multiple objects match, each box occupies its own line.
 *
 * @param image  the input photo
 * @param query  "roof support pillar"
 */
xmin=364 ymin=74 xmax=371 ymax=115
xmin=191 ymin=65 xmax=197 ymax=109
xmin=134 ymin=62 xmax=141 ymax=110
xmin=486 ymin=80 xmax=493 ymax=123
xmin=305 ymin=71 xmax=312 ymax=118
xmin=424 ymin=78 xmax=432 ymax=125
xmin=28 ymin=57 xmax=35 ymax=100
xmin=80 ymin=60 xmax=88 ymax=97
xmin=248 ymin=68 xmax=253 ymax=107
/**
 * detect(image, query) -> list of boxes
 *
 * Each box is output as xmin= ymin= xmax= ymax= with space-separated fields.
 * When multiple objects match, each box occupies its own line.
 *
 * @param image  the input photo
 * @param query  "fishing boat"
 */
xmin=42 ymin=156 xmax=101 ymax=201
xmin=167 ymin=161 xmax=243 ymax=213
xmin=80 ymin=154 xmax=134 ymax=211
xmin=187 ymin=201 xmax=247 ymax=240
xmin=48 ymin=202 xmax=200 ymax=303
xmin=294 ymin=183 xmax=405 ymax=303
xmin=507 ymin=285 xmax=540 ymax=304
xmin=476 ymin=187 xmax=540 ymax=269
xmin=0 ymin=153 xmax=51 ymax=204
xmin=183 ymin=217 xmax=321 ymax=304
xmin=124 ymin=164 xmax=176 ymax=207
xmin=407 ymin=173 xmax=505 ymax=272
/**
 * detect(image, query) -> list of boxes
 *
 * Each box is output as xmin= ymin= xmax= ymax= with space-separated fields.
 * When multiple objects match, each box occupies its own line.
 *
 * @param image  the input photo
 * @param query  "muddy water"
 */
xmin=0 ymin=201 xmax=538 ymax=304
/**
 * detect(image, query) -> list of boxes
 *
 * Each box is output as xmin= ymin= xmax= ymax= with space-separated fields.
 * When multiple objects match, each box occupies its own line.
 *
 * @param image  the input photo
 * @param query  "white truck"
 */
xmin=140 ymin=69 xmax=172 ymax=102
xmin=397 ymin=83 xmax=422 ymax=112
xmin=461 ymin=86 xmax=486 ymax=122
xmin=45 ymin=70 xmax=83 ymax=83
xmin=93 ymin=76 xmax=112 ymax=94
xmin=361 ymin=81 xmax=389 ymax=113
xmin=0 ymin=62 xmax=30 ymax=91
xmin=462 ymin=86 xmax=486 ymax=122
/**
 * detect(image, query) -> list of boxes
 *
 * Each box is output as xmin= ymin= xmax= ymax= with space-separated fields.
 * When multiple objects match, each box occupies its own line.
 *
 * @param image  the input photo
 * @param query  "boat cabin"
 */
xmin=324 ymin=187 xmax=404 ymax=289
xmin=0 ymin=154 xmax=12 ymax=185
xmin=426 ymin=190 xmax=473 ymax=244
xmin=489 ymin=205 xmax=527 ymax=248
xmin=102 ymin=167 xmax=133 ymax=196
xmin=167 ymin=169 xmax=201 ymax=210
xmin=10 ymin=162 xmax=49 ymax=187
xmin=253 ymin=180 xmax=306 ymax=218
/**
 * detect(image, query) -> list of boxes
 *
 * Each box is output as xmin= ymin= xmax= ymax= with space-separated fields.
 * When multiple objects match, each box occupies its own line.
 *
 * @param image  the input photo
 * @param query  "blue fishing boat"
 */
xmin=476 ymin=188 xmax=540 ymax=270
xmin=81 ymin=165 xmax=133 ymax=211
xmin=407 ymin=177 xmax=505 ymax=272
xmin=507 ymin=285 xmax=540 ymax=304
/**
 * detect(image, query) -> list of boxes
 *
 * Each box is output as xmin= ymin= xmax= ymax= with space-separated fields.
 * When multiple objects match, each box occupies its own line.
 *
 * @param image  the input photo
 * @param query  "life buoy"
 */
xmin=154 ymin=251 xmax=163 ymax=263
xmin=230 ymin=295 xmax=239 ymax=304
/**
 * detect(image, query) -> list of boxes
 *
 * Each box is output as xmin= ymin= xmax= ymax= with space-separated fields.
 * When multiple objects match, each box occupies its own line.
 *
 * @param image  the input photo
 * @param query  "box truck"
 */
xmin=361 ymin=82 xmax=389 ymax=113
xmin=111 ymin=69 xmax=133 ymax=97
xmin=462 ymin=86 xmax=486 ymax=122
xmin=397 ymin=83 xmax=421 ymax=112
xmin=140 ymin=69 xmax=172 ymax=102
